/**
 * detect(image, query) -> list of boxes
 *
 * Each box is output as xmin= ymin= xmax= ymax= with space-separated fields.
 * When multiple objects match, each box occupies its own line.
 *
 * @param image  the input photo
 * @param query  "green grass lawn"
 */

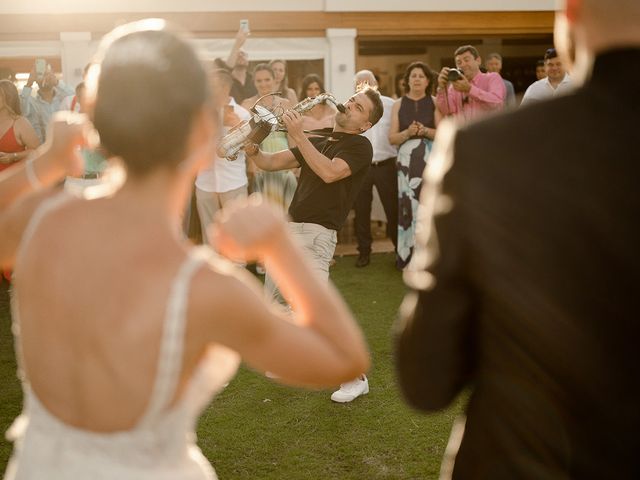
xmin=0 ymin=252 xmax=465 ymax=479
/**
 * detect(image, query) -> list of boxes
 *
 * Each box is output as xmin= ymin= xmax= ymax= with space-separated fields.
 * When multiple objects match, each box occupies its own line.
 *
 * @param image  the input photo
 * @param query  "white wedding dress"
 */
xmin=4 ymin=196 xmax=240 ymax=479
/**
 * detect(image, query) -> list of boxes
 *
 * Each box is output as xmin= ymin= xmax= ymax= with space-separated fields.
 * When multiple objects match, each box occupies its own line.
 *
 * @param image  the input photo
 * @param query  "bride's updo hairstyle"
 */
xmin=90 ymin=20 xmax=209 ymax=177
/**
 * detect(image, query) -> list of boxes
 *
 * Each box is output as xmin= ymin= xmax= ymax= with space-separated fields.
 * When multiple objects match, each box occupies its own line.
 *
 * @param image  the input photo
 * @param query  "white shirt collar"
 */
xmin=544 ymin=73 xmax=571 ymax=89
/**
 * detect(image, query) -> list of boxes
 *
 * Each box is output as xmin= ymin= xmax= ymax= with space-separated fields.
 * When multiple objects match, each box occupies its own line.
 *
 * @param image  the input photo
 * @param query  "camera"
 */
xmin=447 ymin=68 xmax=464 ymax=82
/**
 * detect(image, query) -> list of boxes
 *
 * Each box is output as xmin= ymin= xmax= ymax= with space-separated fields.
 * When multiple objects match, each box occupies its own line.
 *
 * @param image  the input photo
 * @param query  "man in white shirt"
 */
xmin=521 ymin=48 xmax=573 ymax=107
xmin=352 ymin=70 xmax=398 ymax=268
xmin=195 ymin=69 xmax=251 ymax=243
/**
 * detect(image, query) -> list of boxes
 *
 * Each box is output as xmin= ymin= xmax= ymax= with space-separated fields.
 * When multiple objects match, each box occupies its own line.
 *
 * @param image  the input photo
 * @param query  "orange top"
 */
xmin=0 ymin=124 xmax=25 ymax=172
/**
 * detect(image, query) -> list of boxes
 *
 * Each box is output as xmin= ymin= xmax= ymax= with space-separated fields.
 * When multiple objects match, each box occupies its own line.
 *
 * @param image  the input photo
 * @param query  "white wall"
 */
xmin=0 ymin=0 xmax=556 ymax=14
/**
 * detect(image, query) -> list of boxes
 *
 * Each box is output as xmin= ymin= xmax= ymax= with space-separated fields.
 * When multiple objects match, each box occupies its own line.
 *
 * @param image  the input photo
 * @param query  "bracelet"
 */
xmin=25 ymin=156 xmax=43 ymax=189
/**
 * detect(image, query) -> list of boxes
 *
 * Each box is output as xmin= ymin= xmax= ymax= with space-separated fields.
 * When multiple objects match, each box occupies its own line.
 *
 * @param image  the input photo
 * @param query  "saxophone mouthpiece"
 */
xmin=336 ymin=104 xmax=346 ymax=113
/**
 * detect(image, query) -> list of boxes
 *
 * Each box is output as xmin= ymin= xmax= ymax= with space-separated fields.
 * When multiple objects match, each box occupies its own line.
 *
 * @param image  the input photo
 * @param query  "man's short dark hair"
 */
xmin=211 ymin=68 xmax=233 ymax=87
xmin=213 ymin=57 xmax=231 ymax=71
xmin=536 ymin=59 xmax=545 ymax=67
xmin=486 ymin=52 xmax=503 ymax=62
xmin=544 ymin=48 xmax=558 ymax=61
xmin=357 ymin=84 xmax=383 ymax=127
xmin=454 ymin=45 xmax=480 ymax=59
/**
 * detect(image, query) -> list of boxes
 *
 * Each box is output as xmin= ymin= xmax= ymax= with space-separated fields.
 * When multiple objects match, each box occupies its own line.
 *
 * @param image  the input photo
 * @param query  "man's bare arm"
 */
xmin=245 ymin=144 xmax=300 ymax=171
xmin=282 ymin=111 xmax=351 ymax=184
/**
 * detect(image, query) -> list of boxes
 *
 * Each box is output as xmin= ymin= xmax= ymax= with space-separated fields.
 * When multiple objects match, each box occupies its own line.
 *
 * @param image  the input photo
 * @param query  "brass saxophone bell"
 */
xmin=216 ymin=105 xmax=278 ymax=160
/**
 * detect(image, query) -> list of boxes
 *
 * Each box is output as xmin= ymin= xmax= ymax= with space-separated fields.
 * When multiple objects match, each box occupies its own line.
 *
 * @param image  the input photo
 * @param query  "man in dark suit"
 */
xmin=395 ymin=1 xmax=640 ymax=478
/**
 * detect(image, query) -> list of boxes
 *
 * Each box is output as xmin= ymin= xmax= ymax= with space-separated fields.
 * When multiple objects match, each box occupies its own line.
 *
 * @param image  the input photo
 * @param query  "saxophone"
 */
xmin=216 ymin=92 xmax=345 ymax=160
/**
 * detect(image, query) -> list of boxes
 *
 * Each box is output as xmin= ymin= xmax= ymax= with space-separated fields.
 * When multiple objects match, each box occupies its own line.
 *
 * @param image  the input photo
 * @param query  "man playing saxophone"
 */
xmin=243 ymin=85 xmax=383 ymax=403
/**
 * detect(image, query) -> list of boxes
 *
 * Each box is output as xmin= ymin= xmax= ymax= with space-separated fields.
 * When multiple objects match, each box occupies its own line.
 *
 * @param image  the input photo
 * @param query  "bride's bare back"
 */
xmin=15 ymin=195 xmax=206 ymax=431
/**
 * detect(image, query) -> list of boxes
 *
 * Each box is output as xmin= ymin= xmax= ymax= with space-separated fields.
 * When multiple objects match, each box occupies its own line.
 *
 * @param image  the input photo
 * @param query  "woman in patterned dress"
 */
xmin=389 ymin=62 xmax=442 ymax=269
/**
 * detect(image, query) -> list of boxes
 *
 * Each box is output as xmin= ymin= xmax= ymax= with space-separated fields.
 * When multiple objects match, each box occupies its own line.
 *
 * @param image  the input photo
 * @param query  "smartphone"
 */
xmin=35 ymin=58 xmax=47 ymax=80
xmin=240 ymin=19 xmax=250 ymax=33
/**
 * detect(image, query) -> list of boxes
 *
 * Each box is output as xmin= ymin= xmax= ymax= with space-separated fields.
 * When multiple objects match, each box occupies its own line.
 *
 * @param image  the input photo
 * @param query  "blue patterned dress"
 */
xmin=396 ymin=95 xmax=436 ymax=269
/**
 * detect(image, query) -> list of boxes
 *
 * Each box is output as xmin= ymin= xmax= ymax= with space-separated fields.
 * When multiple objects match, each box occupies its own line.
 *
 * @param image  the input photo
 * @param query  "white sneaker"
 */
xmin=330 ymin=375 xmax=369 ymax=403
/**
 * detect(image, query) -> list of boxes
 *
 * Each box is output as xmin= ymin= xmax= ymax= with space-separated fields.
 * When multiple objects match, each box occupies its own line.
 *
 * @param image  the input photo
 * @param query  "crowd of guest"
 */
xmin=1 ymin=29 xmax=572 ymax=275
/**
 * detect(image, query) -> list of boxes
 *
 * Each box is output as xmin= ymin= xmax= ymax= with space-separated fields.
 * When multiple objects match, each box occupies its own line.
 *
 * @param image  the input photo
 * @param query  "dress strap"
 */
xmin=139 ymin=247 xmax=210 ymax=424
xmin=15 ymin=193 xmax=72 ymax=271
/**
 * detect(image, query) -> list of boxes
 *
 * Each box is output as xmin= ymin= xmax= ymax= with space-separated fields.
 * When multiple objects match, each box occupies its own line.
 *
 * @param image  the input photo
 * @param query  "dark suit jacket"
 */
xmin=395 ymin=49 xmax=640 ymax=479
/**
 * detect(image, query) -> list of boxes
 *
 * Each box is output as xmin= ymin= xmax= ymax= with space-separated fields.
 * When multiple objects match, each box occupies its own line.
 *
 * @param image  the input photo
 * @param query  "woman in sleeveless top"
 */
xmin=242 ymin=64 xmax=297 ymax=211
xmin=389 ymin=62 xmax=442 ymax=269
xmin=0 ymin=80 xmax=40 ymax=172
xmin=299 ymin=74 xmax=336 ymax=133
xmin=0 ymin=80 xmax=41 ymax=282
xmin=0 ymin=21 xmax=369 ymax=480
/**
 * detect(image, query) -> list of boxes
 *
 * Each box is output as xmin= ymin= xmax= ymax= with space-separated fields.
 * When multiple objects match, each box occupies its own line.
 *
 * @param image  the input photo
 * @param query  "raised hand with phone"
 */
xmin=20 ymin=59 xmax=75 ymax=143
xmin=226 ymin=20 xmax=250 ymax=69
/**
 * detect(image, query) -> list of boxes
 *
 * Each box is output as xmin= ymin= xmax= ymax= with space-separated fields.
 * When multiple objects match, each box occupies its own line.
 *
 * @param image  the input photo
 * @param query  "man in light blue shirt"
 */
xmin=20 ymin=68 xmax=74 ymax=143
xmin=486 ymin=53 xmax=516 ymax=108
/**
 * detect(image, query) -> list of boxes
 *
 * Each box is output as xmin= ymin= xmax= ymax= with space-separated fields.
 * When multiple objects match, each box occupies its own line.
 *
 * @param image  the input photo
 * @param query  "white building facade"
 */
xmin=0 ymin=0 xmax=557 ymax=100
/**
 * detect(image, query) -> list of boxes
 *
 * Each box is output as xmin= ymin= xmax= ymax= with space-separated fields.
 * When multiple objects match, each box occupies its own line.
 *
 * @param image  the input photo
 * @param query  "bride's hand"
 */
xmin=44 ymin=112 xmax=95 ymax=177
xmin=209 ymin=194 xmax=289 ymax=262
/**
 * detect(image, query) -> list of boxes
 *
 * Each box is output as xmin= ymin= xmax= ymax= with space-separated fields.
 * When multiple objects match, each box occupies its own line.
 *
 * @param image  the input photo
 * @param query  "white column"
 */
xmin=59 ymin=32 xmax=93 ymax=87
xmin=325 ymin=28 xmax=357 ymax=102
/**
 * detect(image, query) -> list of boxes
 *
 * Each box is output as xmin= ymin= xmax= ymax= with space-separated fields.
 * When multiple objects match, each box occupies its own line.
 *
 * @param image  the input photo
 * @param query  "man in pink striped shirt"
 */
xmin=435 ymin=45 xmax=505 ymax=122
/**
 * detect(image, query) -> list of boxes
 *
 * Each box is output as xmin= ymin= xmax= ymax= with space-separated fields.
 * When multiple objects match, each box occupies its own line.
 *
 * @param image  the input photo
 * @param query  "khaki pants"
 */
xmin=195 ymin=185 xmax=248 ymax=243
xmin=264 ymin=222 xmax=337 ymax=306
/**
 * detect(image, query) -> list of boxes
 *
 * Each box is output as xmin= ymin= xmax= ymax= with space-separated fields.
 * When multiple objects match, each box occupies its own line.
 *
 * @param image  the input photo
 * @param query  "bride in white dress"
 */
xmin=0 ymin=20 xmax=369 ymax=479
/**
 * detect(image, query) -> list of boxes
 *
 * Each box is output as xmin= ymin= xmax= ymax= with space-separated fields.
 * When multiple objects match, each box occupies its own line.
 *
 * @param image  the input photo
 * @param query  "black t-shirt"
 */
xmin=289 ymin=131 xmax=373 ymax=230
xmin=230 ymin=73 xmax=257 ymax=105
